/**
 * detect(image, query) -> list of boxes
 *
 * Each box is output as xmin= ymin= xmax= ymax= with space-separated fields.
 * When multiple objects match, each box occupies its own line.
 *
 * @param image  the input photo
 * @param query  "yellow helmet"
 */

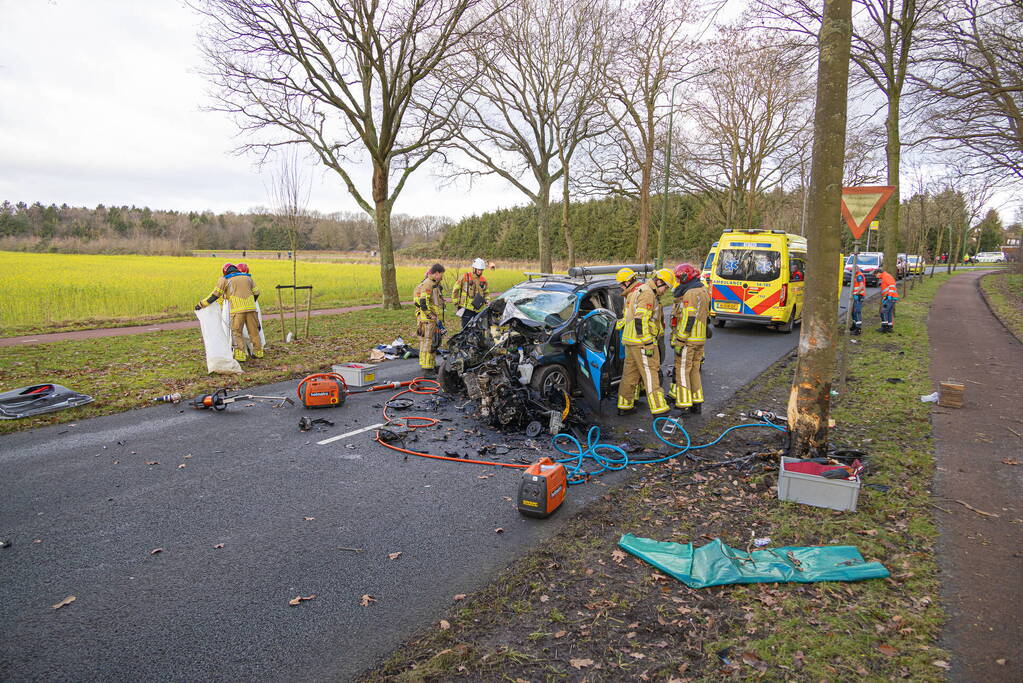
xmin=654 ymin=268 xmax=678 ymax=290
xmin=615 ymin=267 xmax=637 ymax=284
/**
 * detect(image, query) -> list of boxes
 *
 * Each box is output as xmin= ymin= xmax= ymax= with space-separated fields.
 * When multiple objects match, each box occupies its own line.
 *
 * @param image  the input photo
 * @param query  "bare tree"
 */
xmin=913 ymin=0 xmax=1023 ymax=183
xmin=439 ymin=0 xmax=611 ymax=273
xmin=678 ymin=30 xmax=814 ymax=231
xmin=269 ymin=149 xmax=310 ymax=335
xmin=584 ymin=0 xmax=701 ymax=263
xmin=753 ymin=0 xmax=940 ymax=299
xmin=786 ymin=0 xmax=853 ymax=458
xmin=192 ymin=0 xmax=497 ymax=309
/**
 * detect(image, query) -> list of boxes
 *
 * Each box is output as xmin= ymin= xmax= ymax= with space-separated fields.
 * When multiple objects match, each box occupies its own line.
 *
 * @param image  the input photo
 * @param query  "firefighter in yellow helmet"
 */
xmin=196 ymin=262 xmax=263 ymax=362
xmin=615 ymin=267 xmax=677 ymax=416
xmin=668 ymin=263 xmax=709 ymax=413
xmin=414 ymin=263 xmax=446 ymax=374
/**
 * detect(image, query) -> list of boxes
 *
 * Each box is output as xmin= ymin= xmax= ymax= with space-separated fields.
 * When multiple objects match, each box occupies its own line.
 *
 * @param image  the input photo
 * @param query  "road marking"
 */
xmin=317 ymin=423 xmax=385 ymax=445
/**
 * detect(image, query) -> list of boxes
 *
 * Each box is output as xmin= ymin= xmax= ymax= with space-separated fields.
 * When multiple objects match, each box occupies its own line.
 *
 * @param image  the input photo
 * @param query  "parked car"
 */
xmin=973 ymin=251 xmax=1006 ymax=263
xmin=843 ymin=252 xmax=883 ymax=287
xmin=439 ymin=266 xmax=663 ymax=415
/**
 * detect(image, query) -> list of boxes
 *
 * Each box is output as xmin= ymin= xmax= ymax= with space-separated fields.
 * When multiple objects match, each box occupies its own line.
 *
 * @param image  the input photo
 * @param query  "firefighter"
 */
xmin=668 ymin=263 xmax=709 ymax=413
xmin=876 ymin=265 xmax=899 ymax=333
xmin=615 ymin=267 xmax=677 ymax=416
xmin=196 ymin=262 xmax=263 ymax=361
xmin=414 ymin=263 xmax=446 ymax=374
xmin=454 ymin=258 xmax=490 ymax=329
xmin=849 ymin=264 xmax=866 ymax=335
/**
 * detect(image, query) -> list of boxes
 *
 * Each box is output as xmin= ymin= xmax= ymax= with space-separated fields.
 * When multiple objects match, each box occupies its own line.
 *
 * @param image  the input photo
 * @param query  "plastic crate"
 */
xmin=332 ymin=363 xmax=377 ymax=387
xmin=777 ymin=457 xmax=860 ymax=512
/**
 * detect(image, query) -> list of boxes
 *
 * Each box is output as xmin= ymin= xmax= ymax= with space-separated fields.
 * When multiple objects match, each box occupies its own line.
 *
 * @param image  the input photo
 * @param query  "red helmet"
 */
xmin=674 ymin=263 xmax=699 ymax=284
xmin=222 ymin=262 xmax=236 ymax=275
xmin=237 ymin=262 xmax=249 ymax=273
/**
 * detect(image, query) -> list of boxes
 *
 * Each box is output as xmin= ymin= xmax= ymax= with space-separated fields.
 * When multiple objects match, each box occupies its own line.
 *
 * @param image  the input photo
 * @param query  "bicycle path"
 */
xmin=928 ymin=270 xmax=1023 ymax=681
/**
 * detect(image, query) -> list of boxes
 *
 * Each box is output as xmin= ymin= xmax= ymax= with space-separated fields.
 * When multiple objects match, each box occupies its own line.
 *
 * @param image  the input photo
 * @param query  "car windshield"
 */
xmin=847 ymin=254 xmax=880 ymax=266
xmin=717 ymin=249 xmax=781 ymax=282
xmin=498 ymin=286 xmax=576 ymax=325
xmin=703 ymin=251 xmax=715 ymax=270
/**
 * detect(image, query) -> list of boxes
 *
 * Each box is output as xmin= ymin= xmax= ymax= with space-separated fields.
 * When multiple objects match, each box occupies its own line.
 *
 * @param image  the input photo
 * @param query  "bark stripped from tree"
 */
xmin=192 ymin=0 xmax=496 ymax=308
xmin=786 ymin=0 xmax=852 ymax=458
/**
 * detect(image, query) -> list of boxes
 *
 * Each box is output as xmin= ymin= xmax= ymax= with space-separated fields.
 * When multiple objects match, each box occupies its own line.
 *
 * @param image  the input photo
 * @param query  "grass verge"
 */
xmin=363 ymin=274 xmax=957 ymax=682
xmin=0 ymin=308 xmax=412 ymax=436
xmin=980 ymin=269 xmax=1023 ymax=342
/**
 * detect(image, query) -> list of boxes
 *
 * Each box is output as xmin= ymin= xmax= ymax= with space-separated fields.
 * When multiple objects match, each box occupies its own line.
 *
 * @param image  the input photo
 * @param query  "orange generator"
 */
xmin=517 ymin=457 xmax=567 ymax=518
xmin=297 ymin=373 xmax=347 ymax=409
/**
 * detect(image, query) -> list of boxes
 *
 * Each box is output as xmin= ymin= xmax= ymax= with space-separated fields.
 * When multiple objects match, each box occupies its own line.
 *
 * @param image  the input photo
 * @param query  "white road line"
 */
xmin=317 ymin=423 xmax=385 ymax=445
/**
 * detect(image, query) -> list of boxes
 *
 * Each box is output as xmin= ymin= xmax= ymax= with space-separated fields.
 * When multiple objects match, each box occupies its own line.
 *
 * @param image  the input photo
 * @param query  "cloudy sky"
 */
xmin=0 ymin=0 xmax=519 ymax=218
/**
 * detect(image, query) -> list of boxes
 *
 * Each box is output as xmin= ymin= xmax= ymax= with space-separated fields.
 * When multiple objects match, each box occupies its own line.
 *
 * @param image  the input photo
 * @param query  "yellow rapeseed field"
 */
xmin=0 ymin=252 xmax=528 ymax=331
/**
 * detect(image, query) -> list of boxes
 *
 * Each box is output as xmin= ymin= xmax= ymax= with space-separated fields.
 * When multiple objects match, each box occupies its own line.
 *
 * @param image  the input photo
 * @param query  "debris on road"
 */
xmin=288 ymin=594 xmax=316 ymax=606
xmin=52 ymin=596 xmax=76 ymax=610
xmin=0 ymin=383 xmax=93 ymax=420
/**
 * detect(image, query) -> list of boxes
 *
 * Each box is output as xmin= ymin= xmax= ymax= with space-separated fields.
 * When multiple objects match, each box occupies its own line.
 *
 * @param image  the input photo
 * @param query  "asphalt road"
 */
xmin=0 ymin=284 xmax=873 ymax=681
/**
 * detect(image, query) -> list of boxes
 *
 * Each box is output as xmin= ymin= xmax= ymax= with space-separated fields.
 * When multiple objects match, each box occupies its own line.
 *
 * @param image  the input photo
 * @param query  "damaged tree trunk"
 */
xmin=786 ymin=0 xmax=852 ymax=458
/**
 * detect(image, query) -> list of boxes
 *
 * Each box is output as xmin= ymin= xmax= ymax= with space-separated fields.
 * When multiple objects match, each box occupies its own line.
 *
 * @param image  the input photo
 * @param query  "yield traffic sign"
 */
xmin=841 ymin=186 xmax=895 ymax=239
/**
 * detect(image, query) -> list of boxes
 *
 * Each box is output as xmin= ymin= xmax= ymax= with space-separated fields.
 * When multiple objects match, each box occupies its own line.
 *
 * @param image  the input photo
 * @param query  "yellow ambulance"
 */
xmin=700 ymin=241 xmax=719 ymax=286
xmin=708 ymin=230 xmax=807 ymax=333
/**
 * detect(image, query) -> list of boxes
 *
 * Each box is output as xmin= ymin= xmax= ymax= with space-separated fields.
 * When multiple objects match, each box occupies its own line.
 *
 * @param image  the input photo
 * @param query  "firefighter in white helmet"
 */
xmin=454 ymin=257 xmax=490 ymax=329
xmin=615 ymin=267 xmax=677 ymax=416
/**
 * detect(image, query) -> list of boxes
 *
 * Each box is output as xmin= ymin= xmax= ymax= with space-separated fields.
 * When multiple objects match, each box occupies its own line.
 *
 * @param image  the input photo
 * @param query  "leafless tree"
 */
xmin=913 ymin=0 xmax=1023 ymax=183
xmin=752 ymin=0 xmax=941 ymax=298
xmin=581 ymin=0 xmax=702 ymax=263
xmin=439 ymin=0 xmax=612 ymax=273
xmin=677 ymin=30 xmax=814 ymax=231
xmin=269 ymin=149 xmax=310 ymax=335
xmin=785 ymin=0 xmax=853 ymax=458
xmin=192 ymin=0 xmax=499 ymax=309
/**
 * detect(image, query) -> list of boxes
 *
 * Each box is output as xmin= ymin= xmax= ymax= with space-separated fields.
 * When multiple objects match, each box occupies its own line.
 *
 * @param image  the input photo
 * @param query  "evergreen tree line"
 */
xmin=0 ymin=201 xmax=450 ymax=255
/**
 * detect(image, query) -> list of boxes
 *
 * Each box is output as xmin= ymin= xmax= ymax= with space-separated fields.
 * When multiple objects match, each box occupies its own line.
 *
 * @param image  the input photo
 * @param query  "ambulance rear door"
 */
xmin=712 ymin=239 xmax=786 ymax=319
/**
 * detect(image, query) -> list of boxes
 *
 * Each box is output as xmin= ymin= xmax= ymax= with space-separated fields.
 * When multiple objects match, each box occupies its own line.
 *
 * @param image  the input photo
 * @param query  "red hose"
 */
xmin=374 ymin=377 xmax=529 ymax=470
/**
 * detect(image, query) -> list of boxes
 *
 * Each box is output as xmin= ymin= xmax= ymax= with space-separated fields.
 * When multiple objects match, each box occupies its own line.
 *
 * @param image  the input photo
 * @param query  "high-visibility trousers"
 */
xmin=671 ymin=343 xmax=704 ymax=408
xmin=617 ymin=344 xmax=668 ymax=415
xmin=417 ymin=319 xmax=437 ymax=370
xmin=230 ymin=311 xmax=262 ymax=354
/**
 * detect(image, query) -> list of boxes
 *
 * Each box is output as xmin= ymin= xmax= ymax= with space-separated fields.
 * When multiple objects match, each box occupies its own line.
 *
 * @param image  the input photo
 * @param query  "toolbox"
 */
xmin=777 ymin=457 xmax=860 ymax=512
xmin=331 ymin=362 xmax=377 ymax=387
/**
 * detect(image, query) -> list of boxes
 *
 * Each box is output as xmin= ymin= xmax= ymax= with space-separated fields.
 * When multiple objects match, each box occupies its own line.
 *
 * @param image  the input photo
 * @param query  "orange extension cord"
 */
xmin=374 ymin=377 xmax=530 ymax=470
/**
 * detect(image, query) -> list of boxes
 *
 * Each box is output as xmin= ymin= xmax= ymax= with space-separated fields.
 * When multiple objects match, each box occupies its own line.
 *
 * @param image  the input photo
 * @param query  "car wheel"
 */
xmin=777 ymin=307 xmax=794 ymax=333
xmin=531 ymin=363 xmax=572 ymax=396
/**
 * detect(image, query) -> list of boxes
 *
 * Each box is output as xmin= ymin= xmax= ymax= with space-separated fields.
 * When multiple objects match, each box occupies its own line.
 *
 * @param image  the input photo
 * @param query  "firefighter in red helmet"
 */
xmin=669 ymin=263 xmax=709 ymax=413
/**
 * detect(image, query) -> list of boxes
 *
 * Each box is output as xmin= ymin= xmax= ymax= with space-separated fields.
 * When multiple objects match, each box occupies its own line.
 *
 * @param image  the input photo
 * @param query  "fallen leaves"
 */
xmin=439 ymin=619 xmax=451 ymax=630
xmin=494 ymin=528 xmax=504 ymax=534
xmin=176 ymin=463 xmax=186 ymax=469
xmin=288 ymin=594 xmax=316 ymax=606
xmin=878 ymin=644 xmax=898 ymax=657
xmin=611 ymin=549 xmax=626 ymax=564
xmin=570 ymin=658 xmax=594 ymax=669
xmin=453 ymin=594 xmax=466 ymax=601
xmin=388 ymin=552 xmax=402 ymax=560
xmin=1001 ymin=459 xmax=1020 ymax=466
xmin=213 ymin=543 xmax=225 ymax=549
xmin=145 ymin=461 xmax=159 ymax=466
xmin=150 ymin=547 xmax=164 ymax=555
xmin=932 ymin=660 xmax=950 ymax=670
xmin=360 ymin=594 xmax=376 ymax=606
xmin=303 ymin=516 xmax=315 ymax=521
xmin=52 ymin=595 xmax=76 ymax=610
xmin=553 ymin=630 xmax=567 ymax=639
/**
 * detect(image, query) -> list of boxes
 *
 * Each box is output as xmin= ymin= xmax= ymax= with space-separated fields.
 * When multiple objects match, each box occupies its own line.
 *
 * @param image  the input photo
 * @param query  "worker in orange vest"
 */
xmin=876 ymin=266 xmax=899 ymax=333
xmin=849 ymin=265 xmax=866 ymax=335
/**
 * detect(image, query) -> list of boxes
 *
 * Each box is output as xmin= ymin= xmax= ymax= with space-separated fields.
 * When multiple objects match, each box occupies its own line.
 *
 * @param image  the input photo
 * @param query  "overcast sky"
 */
xmin=0 ymin=0 xmax=520 ymax=219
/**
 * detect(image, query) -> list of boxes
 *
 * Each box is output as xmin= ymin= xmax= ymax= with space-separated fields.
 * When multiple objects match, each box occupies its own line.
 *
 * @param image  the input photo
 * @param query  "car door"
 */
xmin=571 ymin=309 xmax=617 ymax=413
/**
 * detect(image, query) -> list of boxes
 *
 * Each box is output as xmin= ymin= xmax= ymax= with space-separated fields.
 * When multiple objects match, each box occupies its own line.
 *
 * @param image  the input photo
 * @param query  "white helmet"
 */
xmin=471 ymin=258 xmax=486 ymax=270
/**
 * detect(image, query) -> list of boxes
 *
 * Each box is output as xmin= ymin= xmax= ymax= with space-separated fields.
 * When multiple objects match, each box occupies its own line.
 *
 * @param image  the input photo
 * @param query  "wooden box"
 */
xmin=938 ymin=381 xmax=965 ymax=408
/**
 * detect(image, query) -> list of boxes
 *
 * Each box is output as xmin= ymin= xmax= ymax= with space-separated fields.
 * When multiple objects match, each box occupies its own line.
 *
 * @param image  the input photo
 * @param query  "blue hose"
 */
xmin=551 ymin=417 xmax=787 ymax=485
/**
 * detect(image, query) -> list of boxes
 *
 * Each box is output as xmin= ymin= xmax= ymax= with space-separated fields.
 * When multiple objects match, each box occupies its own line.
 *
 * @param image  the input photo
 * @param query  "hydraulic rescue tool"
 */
xmin=517 ymin=457 xmax=568 ymax=518
xmin=297 ymin=374 xmax=423 ymax=409
xmin=190 ymin=388 xmax=293 ymax=411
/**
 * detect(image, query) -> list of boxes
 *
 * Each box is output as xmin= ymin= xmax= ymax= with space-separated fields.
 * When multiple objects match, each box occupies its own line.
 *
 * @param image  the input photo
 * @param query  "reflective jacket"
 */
xmin=852 ymin=269 xmax=866 ymax=297
xmin=619 ymin=281 xmax=658 ymax=346
xmin=879 ymin=272 xmax=899 ymax=300
xmin=455 ymin=272 xmax=489 ymax=312
xmin=206 ymin=272 xmax=259 ymax=313
xmin=413 ymin=277 xmax=444 ymax=323
xmin=672 ymin=283 xmax=709 ymax=345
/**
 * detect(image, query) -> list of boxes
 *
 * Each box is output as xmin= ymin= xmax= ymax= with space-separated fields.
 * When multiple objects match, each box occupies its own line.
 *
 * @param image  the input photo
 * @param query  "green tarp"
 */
xmin=619 ymin=534 xmax=890 ymax=589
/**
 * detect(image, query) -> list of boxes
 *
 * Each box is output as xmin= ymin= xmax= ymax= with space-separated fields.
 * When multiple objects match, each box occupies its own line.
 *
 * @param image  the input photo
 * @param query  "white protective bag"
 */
xmin=196 ymin=302 xmax=243 ymax=374
xmin=221 ymin=301 xmax=267 ymax=355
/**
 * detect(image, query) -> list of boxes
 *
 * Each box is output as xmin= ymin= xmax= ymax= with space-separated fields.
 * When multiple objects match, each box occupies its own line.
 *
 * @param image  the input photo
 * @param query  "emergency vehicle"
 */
xmin=708 ymin=230 xmax=807 ymax=333
xmin=700 ymin=241 xmax=719 ymax=286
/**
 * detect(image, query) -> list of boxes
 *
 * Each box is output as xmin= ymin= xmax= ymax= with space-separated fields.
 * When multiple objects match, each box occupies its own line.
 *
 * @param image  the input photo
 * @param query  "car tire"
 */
xmin=531 ymin=363 xmax=572 ymax=396
xmin=777 ymin=307 xmax=795 ymax=333
xmin=714 ymin=318 xmax=727 ymax=328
